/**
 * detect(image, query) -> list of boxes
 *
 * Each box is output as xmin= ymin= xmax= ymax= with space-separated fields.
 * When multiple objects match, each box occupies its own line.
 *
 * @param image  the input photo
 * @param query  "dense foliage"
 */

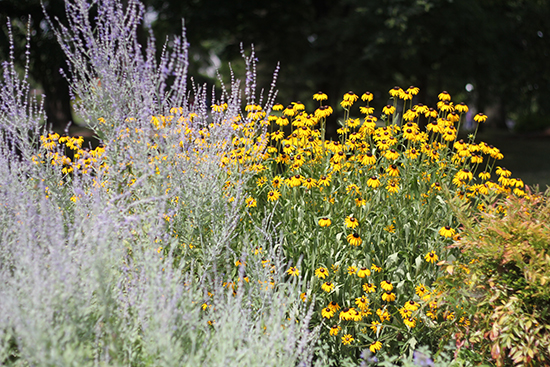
xmin=0 ymin=0 xmax=543 ymax=366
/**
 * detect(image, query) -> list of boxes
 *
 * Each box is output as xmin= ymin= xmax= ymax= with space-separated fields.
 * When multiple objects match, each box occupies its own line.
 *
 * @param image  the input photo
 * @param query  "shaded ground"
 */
xmin=476 ymin=130 xmax=550 ymax=190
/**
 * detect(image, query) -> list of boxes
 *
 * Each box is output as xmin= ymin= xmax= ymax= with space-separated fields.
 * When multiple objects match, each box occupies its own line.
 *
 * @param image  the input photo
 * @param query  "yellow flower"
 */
xmin=371 ymin=264 xmax=382 ymax=272
xmin=267 ymin=190 xmax=281 ymax=202
xmin=438 ymin=91 xmax=451 ymax=101
xmin=386 ymin=164 xmax=400 ymax=177
xmin=245 ymin=197 xmax=257 ymax=208
xmin=359 ymin=106 xmax=375 ymax=115
xmin=478 ymin=171 xmax=491 ymax=180
xmin=415 ymin=284 xmax=429 ymax=298
xmin=347 ymin=233 xmax=362 ymax=246
xmin=474 ymin=113 xmax=488 ymax=123
xmin=302 ymin=177 xmax=317 ymax=189
xmin=439 ymin=226 xmax=456 ymax=238
xmin=343 ymin=91 xmax=359 ymax=103
xmin=380 ymin=280 xmax=393 ymax=291
xmin=315 ymin=267 xmax=329 ymax=279
xmin=456 ymin=102 xmax=469 ymax=113
xmin=357 ymin=267 xmax=371 ymax=278
xmin=313 ymin=91 xmax=328 ymax=101
xmin=361 ymin=91 xmax=374 ymax=102
xmin=321 ymin=282 xmax=335 ymax=292
xmin=389 ymin=86 xmax=403 ymax=97
xmin=345 ymin=216 xmax=359 ymax=229
xmin=318 ymin=175 xmax=331 ymax=187
xmin=369 ymin=341 xmax=383 ymax=353
xmin=384 ymin=149 xmax=399 ymax=161
xmin=355 ymin=296 xmax=369 ymax=310
xmin=286 ymin=266 xmax=299 ymax=276
xmin=322 ymin=307 xmax=335 ymax=319
xmin=329 ymin=325 xmax=341 ymax=336
xmin=404 ymin=300 xmax=420 ymax=311
xmin=318 ymin=217 xmax=331 ymax=227
xmin=347 ymin=265 xmax=357 ymax=275
xmin=367 ymin=176 xmax=381 ymax=189
xmin=341 ymin=334 xmax=354 ymax=345
xmin=386 ymin=180 xmax=400 ymax=194
xmin=382 ymin=105 xmax=396 ymax=115
xmin=404 ymin=317 xmax=416 ymax=328
xmin=425 ymin=251 xmax=438 ymax=264
xmin=328 ymin=301 xmax=340 ymax=312
xmin=370 ymin=321 xmax=382 ymax=333
xmin=272 ymin=103 xmax=284 ymax=111
xmin=382 ymin=291 xmax=396 ymax=302
xmin=363 ymin=283 xmax=376 ymax=293
xmin=377 ymin=308 xmax=391 ymax=322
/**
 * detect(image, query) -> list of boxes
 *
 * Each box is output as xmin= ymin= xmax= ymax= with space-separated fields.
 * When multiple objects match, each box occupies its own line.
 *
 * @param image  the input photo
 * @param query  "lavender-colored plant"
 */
xmin=0 ymin=0 xmax=316 ymax=365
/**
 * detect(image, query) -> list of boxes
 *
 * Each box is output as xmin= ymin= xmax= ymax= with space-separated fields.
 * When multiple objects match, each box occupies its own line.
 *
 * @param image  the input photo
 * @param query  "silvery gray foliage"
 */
xmin=0 ymin=0 xmax=316 ymax=365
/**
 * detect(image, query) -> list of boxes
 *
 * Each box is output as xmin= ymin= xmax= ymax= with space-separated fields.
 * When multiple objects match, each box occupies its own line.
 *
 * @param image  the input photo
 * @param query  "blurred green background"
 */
xmin=1 ymin=0 xmax=550 ymax=188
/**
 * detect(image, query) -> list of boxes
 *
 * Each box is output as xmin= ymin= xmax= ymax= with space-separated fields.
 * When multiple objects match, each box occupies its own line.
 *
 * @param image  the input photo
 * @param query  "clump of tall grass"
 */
xmin=0 ymin=0 xmax=316 ymax=365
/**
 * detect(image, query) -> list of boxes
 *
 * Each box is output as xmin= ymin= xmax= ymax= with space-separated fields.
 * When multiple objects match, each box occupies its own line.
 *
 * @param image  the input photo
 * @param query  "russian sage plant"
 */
xmin=0 ymin=0 xmax=317 ymax=365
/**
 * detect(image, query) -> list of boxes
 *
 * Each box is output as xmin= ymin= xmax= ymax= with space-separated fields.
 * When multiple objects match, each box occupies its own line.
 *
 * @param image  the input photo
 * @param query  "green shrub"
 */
xmin=436 ymin=189 xmax=550 ymax=366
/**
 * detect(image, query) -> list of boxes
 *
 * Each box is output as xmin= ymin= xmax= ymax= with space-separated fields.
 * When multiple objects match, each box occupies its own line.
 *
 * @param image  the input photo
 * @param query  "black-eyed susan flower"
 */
xmin=407 ymin=86 xmax=420 ymax=95
xmin=302 ymin=177 xmax=317 ymax=189
xmin=339 ymin=308 xmax=352 ymax=321
xmin=318 ymin=175 xmax=331 ymax=187
xmin=474 ymin=113 xmax=487 ymax=123
xmin=415 ymin=284 xmax=429 ymax=298
xmin=272 ymin=103 xmax=284 ymax=111
xmin=328 ymin=301 xmax=340 ymax=312
xmin=386 ymin=180 xmax=400 ymax=194
xmin=371 ymin=264 xmax=382 ymax=272
xmin=341 ymin=334 xmax=354 ymax=345
xmin=314 ymin=105 xmax=333 ymax=119
xmin=380 ymin=280 xmax=393 ymax=292
xmin=386 ymin=164 xmax=400 ymax=177
xmin=439 ymin=226 xmax=456 ymax=238
xmin=369 ymin=341 xmax=383 ymax=353
xmin=384 ymin=149 xmax=399 ymax=161
xmin=399 ymin=307 xmax=412 ymax=319
xmin=245 ymin=197 xmax=257 ymax=208
xmin=355 ymin=296 xmax=369 ymax=310
xmin=342 ymin=91 xmax=358 ymax=106
xmin=404 ymin=317 xmax=416 ymax=328
xmin=315 ymin=267 xmax=329 ymax=279
xmin=363 ymin=282 xmax=376 ymax=293
xmin=357 ymin=267 xmax=371 ymax=278
xmin=496 ymin=166 xmax=512 ymax=177
xmin=359 ymin=106 xmax=375 ymax=115
xmin=367 ymin=176 xmax=381 ymax=188
xmin=382 ymin=104 xmax=396 ymax=115
xmin=360 ymin=151 xmax=377 ymax=166
xmin=322 ymin=282 xmax=335 ymax=292
xmin=377 ymin=308 xmax=391 ymax=322
xmin=370 ymin=321 xmax=382 ymax=333
xmin=389 ymin=86 xmax=403 ymax=97
xmin=286 ymin=266 xmax=299 ymax=276
xmin=382 ymin=291 xmax=396 ymax=302
xmin=345 ymin=216 xmax=359 ymax=229
xmin=347 ymin=265 xmax=357 ymax=275
xmin=313 ymin=91 xmax=328 ymax=101
xmin=329 ymin=325 xmax=341 ymax=336
xmin=318 ymin=217 xmax=331 ymax=227
xmin=456 ymin=102 xmax=469 ymax=113
xmin=267 ymin=190 xmax=281 ymax=202
xmin=361 ymin=91 xmax=374 ymax=102
xmin=455 ymin=169 xmax=473 ymax=181
xmin=438 ymin=91 xmax=451 ymax=101
xmin=322 ymin=307 xmax=335 ymax=319
xmin=347 ymin=232 xmax=362 ymax=246
xmin=404 ymin=300 xmax=420 ymax=311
